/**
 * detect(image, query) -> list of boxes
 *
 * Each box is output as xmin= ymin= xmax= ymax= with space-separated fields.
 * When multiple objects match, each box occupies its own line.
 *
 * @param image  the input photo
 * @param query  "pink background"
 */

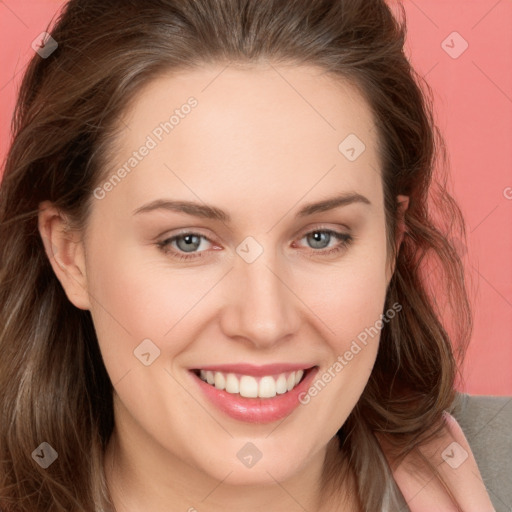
xmin=1 ymin=1 xmax=511 ymax=396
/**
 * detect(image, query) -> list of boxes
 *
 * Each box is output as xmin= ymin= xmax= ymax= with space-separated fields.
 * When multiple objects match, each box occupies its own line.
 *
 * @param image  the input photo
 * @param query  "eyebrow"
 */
xmin=132 ymin=192 xmax=371 ymax=222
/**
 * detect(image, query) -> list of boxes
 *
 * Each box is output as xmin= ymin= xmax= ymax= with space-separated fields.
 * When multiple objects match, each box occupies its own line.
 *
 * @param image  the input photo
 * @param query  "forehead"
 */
xmin=98 ymin=63 xmax=383 ymax=222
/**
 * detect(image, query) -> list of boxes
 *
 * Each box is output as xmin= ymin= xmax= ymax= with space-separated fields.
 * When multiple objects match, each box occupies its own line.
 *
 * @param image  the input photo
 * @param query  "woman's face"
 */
xmin=43 ymin=64 xmax=406 ymax=487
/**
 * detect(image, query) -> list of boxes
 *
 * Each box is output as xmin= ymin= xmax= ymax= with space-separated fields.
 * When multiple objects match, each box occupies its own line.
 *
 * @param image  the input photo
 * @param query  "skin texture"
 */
xmin=38 ymin=63 xmax=409 ymax=511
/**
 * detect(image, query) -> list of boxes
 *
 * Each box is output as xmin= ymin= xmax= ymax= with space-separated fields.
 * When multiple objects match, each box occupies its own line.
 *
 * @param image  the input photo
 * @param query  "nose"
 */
xmin=219 ymin=249 xmax=301 ymax=350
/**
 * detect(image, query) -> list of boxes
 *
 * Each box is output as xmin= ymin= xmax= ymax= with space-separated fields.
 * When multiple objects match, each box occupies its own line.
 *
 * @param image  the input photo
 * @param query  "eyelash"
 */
xmin=157 ymin=228 xmax=353 ymax=262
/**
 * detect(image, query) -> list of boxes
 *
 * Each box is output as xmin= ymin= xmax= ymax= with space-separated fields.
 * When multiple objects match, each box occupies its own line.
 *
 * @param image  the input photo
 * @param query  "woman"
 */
xmin=0 ymin=0 xmax=506 ymax=511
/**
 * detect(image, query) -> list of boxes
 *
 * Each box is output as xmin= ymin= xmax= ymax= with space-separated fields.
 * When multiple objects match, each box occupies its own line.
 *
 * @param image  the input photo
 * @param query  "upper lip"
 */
xmin=190 ymin=363 xmax=316 ymax=376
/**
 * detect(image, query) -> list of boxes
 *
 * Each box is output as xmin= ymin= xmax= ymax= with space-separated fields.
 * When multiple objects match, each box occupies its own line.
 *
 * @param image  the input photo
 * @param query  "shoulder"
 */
xmin=448 ymin=391 xmax=512 ymax=512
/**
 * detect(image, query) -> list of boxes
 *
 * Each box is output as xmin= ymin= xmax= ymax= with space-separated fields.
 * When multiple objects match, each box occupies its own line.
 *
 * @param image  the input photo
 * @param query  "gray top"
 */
xmin=391 ymin=392 xmax=512 ymax=512
xmin=449 ymin=392 xmax=512 ymax=512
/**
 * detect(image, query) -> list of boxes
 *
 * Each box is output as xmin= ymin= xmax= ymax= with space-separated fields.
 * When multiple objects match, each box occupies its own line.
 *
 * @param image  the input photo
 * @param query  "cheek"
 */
xmin=84 ymin=235 xmax=233 ymax=384
xmin=295 ymin=265 xmax=389 ymax=441
xmin=298 ymin=249 xmax=389 ymax=351
xmin=317 ymin=267 xmax=386 ymax=386
xmin=84 ymin=239 xmax=187 ymax=380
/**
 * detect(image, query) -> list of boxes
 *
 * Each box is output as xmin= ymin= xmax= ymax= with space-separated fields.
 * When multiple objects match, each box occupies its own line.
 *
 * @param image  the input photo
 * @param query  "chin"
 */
xmin=196 ymin=443 xmax=311 ymax=487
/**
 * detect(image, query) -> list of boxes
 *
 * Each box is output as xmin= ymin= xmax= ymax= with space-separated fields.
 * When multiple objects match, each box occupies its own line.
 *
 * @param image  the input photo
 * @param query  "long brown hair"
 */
xmin=0 ymin=0 xmax=472 ymax=510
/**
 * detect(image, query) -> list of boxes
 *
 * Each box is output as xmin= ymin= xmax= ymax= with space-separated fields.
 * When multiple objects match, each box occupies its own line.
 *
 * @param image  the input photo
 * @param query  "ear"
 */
xmin=386 ymin=194 xmax=409 ymax=283
xmin=38 ymin=200 xmax=91 ymax=310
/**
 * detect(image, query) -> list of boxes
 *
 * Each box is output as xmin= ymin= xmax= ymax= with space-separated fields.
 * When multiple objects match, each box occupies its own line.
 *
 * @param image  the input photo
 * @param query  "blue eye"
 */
xmin=157 ymin=232 xmax=212 ymax=261
xmin=298 ymin=229 xmax=353 ymax=257
xmin=157 ymin=229 xmax=353 ymax=262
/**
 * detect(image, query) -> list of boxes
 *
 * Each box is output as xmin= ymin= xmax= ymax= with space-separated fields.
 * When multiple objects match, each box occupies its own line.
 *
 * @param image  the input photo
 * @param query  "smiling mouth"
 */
xmin=191 ymin=367 xmax=313 ymax=399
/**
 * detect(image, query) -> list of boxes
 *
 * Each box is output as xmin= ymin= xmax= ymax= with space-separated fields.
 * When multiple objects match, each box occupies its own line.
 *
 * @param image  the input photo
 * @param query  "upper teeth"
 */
xmin=199 ymin=370 xmax=305 ymax=398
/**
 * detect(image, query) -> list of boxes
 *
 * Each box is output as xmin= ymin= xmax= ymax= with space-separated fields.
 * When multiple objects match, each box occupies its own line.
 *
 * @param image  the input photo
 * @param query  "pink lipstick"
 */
xmin=189 ymin=364 xmax=318 ymax=423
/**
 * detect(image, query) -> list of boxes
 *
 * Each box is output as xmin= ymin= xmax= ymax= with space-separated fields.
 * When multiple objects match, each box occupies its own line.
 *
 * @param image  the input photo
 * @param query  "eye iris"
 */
xmin=177 ymin=234 xmax=201 ymax=252
xmin=308 ymin=231 xmax=330 ymax=249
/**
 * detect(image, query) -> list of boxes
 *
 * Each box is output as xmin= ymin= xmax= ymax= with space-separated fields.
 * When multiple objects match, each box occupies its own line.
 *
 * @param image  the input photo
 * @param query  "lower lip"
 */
xmin=190 ymin=367 xmax=319 ymax=424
